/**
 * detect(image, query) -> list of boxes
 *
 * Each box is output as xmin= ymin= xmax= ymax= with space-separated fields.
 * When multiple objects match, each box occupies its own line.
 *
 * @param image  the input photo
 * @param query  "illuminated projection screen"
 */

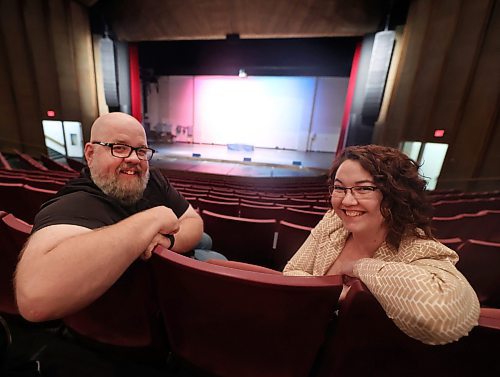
xmin=193 ymin=76 xmax=315 ymax=150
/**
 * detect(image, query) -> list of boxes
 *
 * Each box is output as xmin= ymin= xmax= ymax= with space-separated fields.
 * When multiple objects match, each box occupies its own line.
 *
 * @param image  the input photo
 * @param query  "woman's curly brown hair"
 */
xmin=328 ymin=144 xmax=434 ymax=249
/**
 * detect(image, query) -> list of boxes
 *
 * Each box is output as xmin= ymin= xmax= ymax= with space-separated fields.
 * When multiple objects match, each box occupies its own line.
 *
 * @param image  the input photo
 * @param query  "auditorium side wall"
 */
xmin=376 ymin=0 xmax=499 ymax=191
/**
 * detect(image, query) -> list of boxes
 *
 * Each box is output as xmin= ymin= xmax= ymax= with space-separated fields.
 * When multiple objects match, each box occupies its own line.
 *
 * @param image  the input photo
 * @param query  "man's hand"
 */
xmin=148 ymin=206 xmax=180 ymax=235
xmin=142 ymin=233 xmax=176 ymax=260
xmin=139 ymin=206 xmax=182 ymax=259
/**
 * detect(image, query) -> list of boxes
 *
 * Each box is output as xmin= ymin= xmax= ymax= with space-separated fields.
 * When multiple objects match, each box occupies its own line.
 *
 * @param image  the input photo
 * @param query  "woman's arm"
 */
xmin=353 ymin=255 xmax=480 ymax=345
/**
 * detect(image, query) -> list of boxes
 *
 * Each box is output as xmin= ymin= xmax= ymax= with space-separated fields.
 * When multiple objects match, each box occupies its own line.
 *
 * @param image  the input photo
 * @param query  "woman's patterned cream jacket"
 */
xmin=283 ymin=210 xmax=480 ymax=345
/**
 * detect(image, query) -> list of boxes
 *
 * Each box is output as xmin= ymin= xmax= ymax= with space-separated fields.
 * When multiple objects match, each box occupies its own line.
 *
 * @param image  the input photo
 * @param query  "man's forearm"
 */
xmin=16 ymin=207 xmax=175 ymax=321
xmin=170 ymin=216 xmax=203 ymax=253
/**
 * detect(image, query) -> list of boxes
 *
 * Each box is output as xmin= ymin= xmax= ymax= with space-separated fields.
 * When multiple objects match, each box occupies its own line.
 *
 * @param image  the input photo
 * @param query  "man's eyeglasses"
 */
xmin=92 ymin=142 xmax=155 ymax=161
xmin=329 ymin=185 xmax=379 ymax=198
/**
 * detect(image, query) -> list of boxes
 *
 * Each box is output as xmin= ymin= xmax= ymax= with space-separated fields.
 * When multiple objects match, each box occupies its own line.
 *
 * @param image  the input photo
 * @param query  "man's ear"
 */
xmin=84 ymin=142 xmax=94 ymax=166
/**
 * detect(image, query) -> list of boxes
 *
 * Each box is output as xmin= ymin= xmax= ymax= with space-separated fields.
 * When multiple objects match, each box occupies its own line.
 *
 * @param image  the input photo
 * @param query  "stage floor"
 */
xmin=149 ymin=142 xmax=334 ymax=178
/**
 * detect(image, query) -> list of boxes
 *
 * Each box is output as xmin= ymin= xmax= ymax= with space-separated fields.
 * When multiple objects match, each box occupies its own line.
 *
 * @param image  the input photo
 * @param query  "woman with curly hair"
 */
xmin=283 ymin=144 xmax=479 ymax=345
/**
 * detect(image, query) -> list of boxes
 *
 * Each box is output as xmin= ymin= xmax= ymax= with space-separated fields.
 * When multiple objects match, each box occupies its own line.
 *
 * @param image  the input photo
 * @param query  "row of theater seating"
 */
xmin=433 ymin=210 xmax=500 ymax=242
xmin=170 ymin=176 xmax=500 ymax=218
xmin=171 ymin=179 xmax=330 ymax=196
xmin=191 ymin=206 xmax=500 ymax=309
xmin=5 ymin=151 xmax=500 ymax=218
xmin=202 ymin=209 xmax=311 ymax=270
xmin=431 ymin=196 xmax=500 ymax=217
xmin=0 ymin=151 xmax=85 ymax=173
xmin=188 ymin=195 xmax=500 ymax=241
xmin=2 ymin=175 xmax=499 ymax=257
xmin=2 ymin=151 xmax=497 ymax=204
xmin=0 ymin=167 xmax=77 ymax=181
xmin=1 ymin=206 xmax=498 ymax=312
xmin=0 ymin=182 xmax=58 ymax=224
xmin=1 ymin=209 xmax=499 ymax=376
xmin=195 ymin=199 xmax=327 ymax=226
xmin=181 ymin=190 xmax=330 ymax=207
xmin=166 ymin=173 xmax=329 ymax=194
xmin=428 ymin=189 xmax=500 ymax=202
xmin=198 ymin=205 xmax=500 ymax=274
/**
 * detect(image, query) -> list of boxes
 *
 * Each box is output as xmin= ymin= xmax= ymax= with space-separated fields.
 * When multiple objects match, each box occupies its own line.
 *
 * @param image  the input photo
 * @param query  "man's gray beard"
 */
xmin=90 ymin=167 xmax=150 ymax=206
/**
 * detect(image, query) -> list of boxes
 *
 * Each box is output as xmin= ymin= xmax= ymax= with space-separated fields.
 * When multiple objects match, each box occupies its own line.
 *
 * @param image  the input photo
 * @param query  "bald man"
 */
xmin=15 ymin=112 xmax=205 ymax=323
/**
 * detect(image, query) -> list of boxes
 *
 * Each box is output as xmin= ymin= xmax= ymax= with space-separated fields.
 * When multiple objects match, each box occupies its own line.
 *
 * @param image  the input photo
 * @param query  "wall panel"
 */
xmin=0 ymin=0 xmax=44 ymax=155
xmin=382 ymin=0 xmax=433 ymax=146
xmin=427 ymin=0 xmax=492 ymax=141
xmin=477 ymin=105 xmax=500 ymax=189
xmin=0 ymin=29 xmax=22 ymax=150
xmin=0 ymin=0 xmax=99 ymax=155
xmin=381 ymin=0 xmax=499 ymax=190
xmin=48 ymin=0 xmax=81 ymax=121
xmin=23 ymin=0 xmax=61 ymax=118
xmin=69 ymin=0 xmax=99 ymax=142
xmin=441 ymin=0 xmax=500 ymax=186
xmin=405 ymin=0 xmax=460 ymax=140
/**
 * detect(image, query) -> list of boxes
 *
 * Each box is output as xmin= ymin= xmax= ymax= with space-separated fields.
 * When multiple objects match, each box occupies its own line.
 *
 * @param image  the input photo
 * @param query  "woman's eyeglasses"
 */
xmin=329 ymin=185 xmax=379 ymax=198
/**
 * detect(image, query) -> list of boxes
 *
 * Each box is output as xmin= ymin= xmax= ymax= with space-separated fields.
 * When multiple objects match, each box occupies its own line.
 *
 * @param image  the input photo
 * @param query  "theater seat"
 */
xmin=432 ymin=197 xmax=500 ymax=217
xmin=0 ymin=183 xmax=57 ymax=224
xmin=433 ymin=210 xmax=500 ymax=242
xmin=0 ymin=151 xmax=13 ymax=170
xmin=201 ymin=209 xmax=277 ymax=267
xmin=438 ymin=237 xmax=464 ymax=251
xmin=455 ymin=239 xmax=500 ymax=308
xmin=0 ymin=213 xmax=32 ymax=314
xmin=274 ymin=220 xmax=312 ymax=271
xmin=40 ymin=155 xmax=77 ymax=173
xmin=197 ymin=198 xmax=240 ymax=216
xmin=152 ymin=247 xmax=342 ymax=377
xmin=314 ymin=279 xmax=500 ymax=377
xmin=65 ymin=157 xmax=86 ymax=172
xmin=205 ymin=259 xmax=282 ymax=274
xmin=63 ymin=263 xmax=166 ymax=353
xmin=282 ymin=207 xmax=325 ymax=227
xmin=239 ymin=202 xmax=284 ymax=220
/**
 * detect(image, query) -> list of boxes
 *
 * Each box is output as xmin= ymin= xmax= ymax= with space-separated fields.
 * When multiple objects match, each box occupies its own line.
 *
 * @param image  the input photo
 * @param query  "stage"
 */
xmin=149 ymin=142 xmax=334 ymax=178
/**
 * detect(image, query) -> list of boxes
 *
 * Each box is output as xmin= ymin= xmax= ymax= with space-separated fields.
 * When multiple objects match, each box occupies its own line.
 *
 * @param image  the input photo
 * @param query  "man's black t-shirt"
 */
xmin=29 ymin=167 xmax=190 ymax=355
xmin=32 ymin=167 xmax=189 ymax=232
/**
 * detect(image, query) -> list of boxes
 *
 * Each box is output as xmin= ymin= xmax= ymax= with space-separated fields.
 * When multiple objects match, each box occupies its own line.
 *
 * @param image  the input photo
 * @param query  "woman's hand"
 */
xmin=326 ymin=258 xmax=359 ymax=277
xmin=339 ymin=259 xmax=358 ymax=277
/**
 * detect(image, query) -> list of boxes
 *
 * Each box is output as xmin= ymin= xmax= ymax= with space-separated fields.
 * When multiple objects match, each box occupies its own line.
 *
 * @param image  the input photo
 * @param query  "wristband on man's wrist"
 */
xmin=166 ymin=234 xmax=175 ymax=249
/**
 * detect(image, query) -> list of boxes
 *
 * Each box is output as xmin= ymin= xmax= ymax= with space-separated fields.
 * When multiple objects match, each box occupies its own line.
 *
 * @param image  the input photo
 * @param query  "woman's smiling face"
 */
xmin=331 ymin=159 xmax=386 ymax=235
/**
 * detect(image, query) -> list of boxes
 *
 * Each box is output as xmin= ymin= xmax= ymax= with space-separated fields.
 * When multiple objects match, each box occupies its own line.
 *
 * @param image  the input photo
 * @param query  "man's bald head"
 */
xmin=90 ymin=112 xmax=146 ymax=142
xmin=85 ymin=112 xmax=150 ymax=205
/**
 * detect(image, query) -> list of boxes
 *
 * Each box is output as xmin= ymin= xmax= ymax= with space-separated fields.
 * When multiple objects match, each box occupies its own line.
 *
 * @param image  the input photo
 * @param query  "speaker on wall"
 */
xmin=361 ymin=30 xmax=395 ymax=125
